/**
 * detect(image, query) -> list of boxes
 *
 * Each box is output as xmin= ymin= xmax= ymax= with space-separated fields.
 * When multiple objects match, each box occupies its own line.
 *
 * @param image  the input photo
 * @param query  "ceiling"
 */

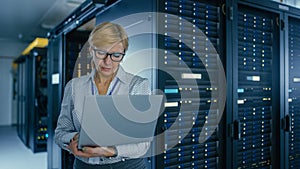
xmin=0 ymin=0 xmax=85 ymax=43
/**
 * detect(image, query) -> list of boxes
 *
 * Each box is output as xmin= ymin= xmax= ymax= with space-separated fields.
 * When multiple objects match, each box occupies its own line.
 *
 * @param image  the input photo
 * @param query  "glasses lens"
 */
xmin=111 ymin=53 xmax=124 ymax=62
xmin=94 ymin=49 xmax=106 ymax=58
xmin=92 ymin=46 xmax=124 ymax=62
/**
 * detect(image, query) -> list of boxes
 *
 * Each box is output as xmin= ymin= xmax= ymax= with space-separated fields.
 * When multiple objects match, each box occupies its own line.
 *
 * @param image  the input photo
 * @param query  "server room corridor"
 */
xmin=2 ymin=0 xmax=300 ymax=169
xmin=0 ymin=126 xmax=47 ymax=169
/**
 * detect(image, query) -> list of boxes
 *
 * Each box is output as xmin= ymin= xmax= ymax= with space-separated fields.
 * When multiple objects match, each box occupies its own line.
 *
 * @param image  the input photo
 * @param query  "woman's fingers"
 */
xmin=82 ymin=146 xmax=101 ymax=155
xmin=68 ymin=145 xmax=115 ymax=158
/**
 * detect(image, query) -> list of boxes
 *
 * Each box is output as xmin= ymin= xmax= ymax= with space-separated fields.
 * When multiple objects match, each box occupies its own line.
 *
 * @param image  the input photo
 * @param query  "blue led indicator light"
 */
xmin=237 ymin=89 xmax=244 ymax=93
xmin=164 ymin=89 xmax=179 ymax=94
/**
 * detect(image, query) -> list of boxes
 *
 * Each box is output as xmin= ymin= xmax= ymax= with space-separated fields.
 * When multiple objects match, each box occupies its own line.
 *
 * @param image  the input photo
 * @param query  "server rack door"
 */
xmin=157 ymin=0 xmax=226 ymax=168
xmin=287 ymin=16 xmax=300 ymax=169
xmin=17 ymin=63 xmax=22 ymax=139
xmin=22 ymin=61 xmax=28 ymax=146
xmin=232 ymin=4 xmax=280 ymax=169
xmin=28 ymin=48 xmax=48 ymax=153
xmin=65 ymin=30 xmax=91 ymax=82
xmin=17 ymin=61 xmax=29 ymax=147
xmin=26 ymin=55 xmax=34 ymax=148
xmin=34 ymin=48 xmax=48 ymax=152
xmin=47 ymin=36 xmax=63 ymax=169
xmin=27 ymin=53 xmax=35 ymax=152
xmin=17 ymin=62 xmax=21 ymax=141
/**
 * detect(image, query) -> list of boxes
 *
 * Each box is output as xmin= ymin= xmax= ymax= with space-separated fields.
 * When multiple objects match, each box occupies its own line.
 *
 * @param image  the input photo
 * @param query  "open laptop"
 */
xmin=78 ymin=95 xmax=163 ymax=149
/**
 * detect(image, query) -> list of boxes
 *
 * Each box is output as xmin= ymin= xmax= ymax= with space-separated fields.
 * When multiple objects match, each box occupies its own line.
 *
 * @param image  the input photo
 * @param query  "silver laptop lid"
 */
xmin=78 ymin=95 xmax=163 ymax=148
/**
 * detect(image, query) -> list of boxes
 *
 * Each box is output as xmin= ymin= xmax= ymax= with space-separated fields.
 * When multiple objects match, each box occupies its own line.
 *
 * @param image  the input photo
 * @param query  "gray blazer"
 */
xmin=54 ymin=66 xmax=151 ymax=165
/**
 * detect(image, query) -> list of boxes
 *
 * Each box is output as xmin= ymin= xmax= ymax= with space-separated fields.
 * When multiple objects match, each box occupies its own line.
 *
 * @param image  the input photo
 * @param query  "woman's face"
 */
xmin=92 ymin=42 xmax=124 ymax=78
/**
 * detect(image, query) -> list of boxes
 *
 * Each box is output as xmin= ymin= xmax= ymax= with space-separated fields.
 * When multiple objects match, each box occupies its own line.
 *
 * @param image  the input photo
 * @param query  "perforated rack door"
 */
xmin=157 ymin=0 xmax=225 ymax=168
xmin=31 ymin=48 xmax=48 ymax=153
xmin=234 ymin=5 xmax=279 ymax=169
xmin=65 ymin=31 xmax=91 ymax=81
xmin=288 ymin=17 xmax=300 ymax=169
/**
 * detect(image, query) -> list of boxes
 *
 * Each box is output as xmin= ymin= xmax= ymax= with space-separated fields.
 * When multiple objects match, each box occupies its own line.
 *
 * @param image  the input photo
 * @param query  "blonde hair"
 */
xmin=88 ymin=22 xmax=128 ymax=52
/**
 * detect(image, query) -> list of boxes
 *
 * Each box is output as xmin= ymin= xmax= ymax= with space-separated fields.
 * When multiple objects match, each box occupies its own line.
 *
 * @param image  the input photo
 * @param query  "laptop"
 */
xmin=78 ymin=95 xmax=163 ymax=149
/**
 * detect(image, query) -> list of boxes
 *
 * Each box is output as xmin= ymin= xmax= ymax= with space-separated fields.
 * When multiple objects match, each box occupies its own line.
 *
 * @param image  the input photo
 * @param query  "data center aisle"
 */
xmin=0 ymin=126 xmax=47 ymax=169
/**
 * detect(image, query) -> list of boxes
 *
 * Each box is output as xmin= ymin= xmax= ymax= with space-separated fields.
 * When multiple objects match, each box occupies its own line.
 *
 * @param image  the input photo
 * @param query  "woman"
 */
xmin=54 ymin=22 xmax=150 ymax=169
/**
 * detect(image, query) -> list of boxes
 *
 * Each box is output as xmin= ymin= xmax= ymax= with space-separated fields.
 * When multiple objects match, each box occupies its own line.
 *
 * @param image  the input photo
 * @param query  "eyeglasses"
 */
xmin=91 ymin=46 xmax=125 ymax=62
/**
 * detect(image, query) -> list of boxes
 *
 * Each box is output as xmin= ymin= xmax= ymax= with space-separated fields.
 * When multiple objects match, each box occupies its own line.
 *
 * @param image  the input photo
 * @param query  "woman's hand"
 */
xmin=66 ymin=133 xmax=117 ymax=158
xmin=79 ymin=146 xmax=116 ymax=158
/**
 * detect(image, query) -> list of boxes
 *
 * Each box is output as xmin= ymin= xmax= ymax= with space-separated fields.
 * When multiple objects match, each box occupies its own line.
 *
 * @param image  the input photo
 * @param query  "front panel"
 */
xmin=288 ymin=16 xmax=300 ymax=169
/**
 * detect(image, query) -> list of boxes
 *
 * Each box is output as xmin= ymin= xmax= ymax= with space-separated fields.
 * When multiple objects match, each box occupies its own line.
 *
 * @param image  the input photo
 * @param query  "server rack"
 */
xmin=287 ymin=15 xmax=300 ymax=169
xmin=231 ymin=2 xmax=300 ymax=169
xmin=27 ymin=47 xmax=49 ymax=153
xmin=231 ymin=1 xmax=281 ymax=168
xmin=14 ymin=46 xmax=48 ymax=153
xmin=156 ymin=0 xmax=226 ymax=168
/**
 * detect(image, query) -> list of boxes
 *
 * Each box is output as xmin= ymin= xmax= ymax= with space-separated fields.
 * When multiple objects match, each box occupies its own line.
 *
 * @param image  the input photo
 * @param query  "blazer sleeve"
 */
xmin=54 ymin=80 xmax=78 ymax=150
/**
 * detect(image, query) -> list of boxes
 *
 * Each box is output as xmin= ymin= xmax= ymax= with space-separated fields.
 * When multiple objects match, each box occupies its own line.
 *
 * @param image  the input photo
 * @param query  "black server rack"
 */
xmin=232 ymin=3 xmax=280 ymax=169
xmin=287 ymin=16 xmax=300 ymax=169
xmin=156 ymin=0 xmax=226 ymax=168
xmin=15 ymin=56 xmax=29 ymax=147
xmin=27 ymin=48 xmax=48 ymax=153
xmin=14 ymin=47 xmax=48 ymax=153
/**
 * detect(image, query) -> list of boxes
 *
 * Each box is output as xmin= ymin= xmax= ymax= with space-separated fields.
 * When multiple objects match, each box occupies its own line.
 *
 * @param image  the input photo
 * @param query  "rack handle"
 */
xmin=283 ymin=114 xmax=292 ymax=132
xmin=233 ymin=120 xmax=241 ymax=140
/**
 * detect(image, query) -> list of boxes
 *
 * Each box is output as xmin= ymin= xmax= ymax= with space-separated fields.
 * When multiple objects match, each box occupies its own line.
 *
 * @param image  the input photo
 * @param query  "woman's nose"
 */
xmin=103 ymin=55 xmax=112 ymax=64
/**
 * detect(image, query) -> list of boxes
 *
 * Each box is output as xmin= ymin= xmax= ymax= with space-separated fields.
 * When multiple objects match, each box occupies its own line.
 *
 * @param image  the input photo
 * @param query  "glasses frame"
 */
xmin=91 ymin=46 xmax=125 ymax=62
